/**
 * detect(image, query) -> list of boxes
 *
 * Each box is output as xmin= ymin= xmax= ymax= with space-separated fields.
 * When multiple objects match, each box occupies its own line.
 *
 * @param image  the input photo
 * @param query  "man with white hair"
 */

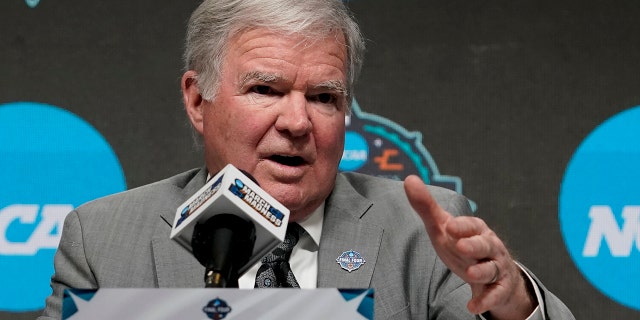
xmin=40 ymin=1 xmax=574 ymax=319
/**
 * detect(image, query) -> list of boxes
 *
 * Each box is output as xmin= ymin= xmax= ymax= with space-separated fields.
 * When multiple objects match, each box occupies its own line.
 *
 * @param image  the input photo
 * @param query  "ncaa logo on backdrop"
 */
xmin=560 ymin=105 xmax=640 ymax=311
xmin=0 ymin=102 xmax=126 ymax=311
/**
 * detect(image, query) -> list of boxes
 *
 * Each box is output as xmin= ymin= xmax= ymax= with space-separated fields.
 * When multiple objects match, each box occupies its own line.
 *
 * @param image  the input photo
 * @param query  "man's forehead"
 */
xmin=226 ymin=28 xmax=347 ymax=85
xmin=228 ymin=27 xmax=347 ymax=62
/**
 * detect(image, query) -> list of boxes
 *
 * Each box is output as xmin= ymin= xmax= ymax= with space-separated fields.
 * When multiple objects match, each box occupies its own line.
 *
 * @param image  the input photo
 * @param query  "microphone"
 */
xmin=170 ymin=164 xmax=289 ymax=287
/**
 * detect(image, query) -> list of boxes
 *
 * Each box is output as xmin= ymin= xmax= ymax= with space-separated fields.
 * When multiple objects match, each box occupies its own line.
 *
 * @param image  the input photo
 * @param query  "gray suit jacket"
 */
xmin=40 ymin=168 xmax=574 ymax=319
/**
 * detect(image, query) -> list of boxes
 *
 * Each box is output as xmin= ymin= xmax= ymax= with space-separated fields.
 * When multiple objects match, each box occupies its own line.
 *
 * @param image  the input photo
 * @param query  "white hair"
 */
xmin=183 ymin=0 xmax=365 ymax=104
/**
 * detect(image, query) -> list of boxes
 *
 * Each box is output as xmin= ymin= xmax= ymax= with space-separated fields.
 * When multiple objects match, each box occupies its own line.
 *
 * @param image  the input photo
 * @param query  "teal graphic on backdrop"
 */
xmin=560 ymin=105 xmax=640 ymax=311
xmin=25 ymin=0 xmax=40 ymax=8
xmin=0 ymin=102 xmax=126 ymax=311
xmin=340 ymin=99 xmax=467 ymax=199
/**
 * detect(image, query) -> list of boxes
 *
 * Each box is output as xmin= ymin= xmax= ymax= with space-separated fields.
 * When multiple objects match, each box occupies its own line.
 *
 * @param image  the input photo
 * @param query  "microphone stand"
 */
xmin=191 ymin=214 xmax=256 ymax=288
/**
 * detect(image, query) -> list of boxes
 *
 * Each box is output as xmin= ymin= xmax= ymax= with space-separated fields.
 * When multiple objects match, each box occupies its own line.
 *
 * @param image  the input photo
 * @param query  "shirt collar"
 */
xmin=296 ymin=202 xmax=324 ymax=250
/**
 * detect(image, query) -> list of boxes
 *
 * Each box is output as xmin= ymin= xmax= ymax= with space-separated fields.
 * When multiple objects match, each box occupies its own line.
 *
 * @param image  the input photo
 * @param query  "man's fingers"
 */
xmin=446 ymin=216 xmax=488 ymax=238
xmin=467 ymin=285 xmax=504 ymax=315
xmin=466 ymin=259 xmax=501 ymax=284
xmin=404 ymin=175 xmax=450 ymax=234
xmin=456 ymin=235 xmax=495 ymax=260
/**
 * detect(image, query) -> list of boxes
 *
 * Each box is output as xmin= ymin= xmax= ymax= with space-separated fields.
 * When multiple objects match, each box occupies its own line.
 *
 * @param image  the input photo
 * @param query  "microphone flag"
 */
xmin=170 ymin=164 xmax=289 ymax=275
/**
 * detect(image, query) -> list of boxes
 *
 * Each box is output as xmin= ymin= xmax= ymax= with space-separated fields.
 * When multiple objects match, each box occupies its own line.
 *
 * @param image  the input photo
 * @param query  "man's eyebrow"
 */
xmin=239 ymin=71 xmax=347 ymax=95
xmin=239 ymin=71 xmax=283 ymax=88
xmin=313 ymin=80 xmax=348 ymax=96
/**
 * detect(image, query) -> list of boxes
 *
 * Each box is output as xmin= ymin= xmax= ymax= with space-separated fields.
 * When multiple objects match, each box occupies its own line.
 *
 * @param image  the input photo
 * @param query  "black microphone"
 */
xmin=170 ymin=164 xmax=290 ymax=288
xmin=191 ymin=213 xmax=256 ymax=287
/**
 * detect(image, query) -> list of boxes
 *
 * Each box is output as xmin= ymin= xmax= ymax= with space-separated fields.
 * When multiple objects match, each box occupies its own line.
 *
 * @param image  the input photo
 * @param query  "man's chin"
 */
xmin=259 ymin=176 xmax=334 ymax=221
xmin=268 ymin=189 xmax=318 ymax=221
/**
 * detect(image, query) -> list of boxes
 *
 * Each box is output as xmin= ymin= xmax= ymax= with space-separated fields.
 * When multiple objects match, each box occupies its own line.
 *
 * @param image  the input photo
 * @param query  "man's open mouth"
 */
xmin=268 ymin=155 xmax=306 ymax=167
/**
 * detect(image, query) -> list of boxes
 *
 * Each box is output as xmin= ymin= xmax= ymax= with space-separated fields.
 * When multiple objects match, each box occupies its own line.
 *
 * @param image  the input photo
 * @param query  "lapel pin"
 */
xmin=336 ymin=250 xmax=366 ymax=272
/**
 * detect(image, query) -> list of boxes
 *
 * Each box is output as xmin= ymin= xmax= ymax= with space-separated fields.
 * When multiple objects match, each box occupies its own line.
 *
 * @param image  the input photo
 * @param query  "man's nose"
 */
xmin=274 ymin=93 xmax=312 ymax=137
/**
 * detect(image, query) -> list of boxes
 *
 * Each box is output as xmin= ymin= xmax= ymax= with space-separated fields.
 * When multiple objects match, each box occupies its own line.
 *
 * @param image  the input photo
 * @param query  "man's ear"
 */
xmin=182 ymin=70 xmax=205 ymax=135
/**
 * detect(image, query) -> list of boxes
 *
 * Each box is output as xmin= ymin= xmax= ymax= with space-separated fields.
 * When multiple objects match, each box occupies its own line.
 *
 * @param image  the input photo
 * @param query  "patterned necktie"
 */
xmin=254 ymin=223 xmax=302 ymax=288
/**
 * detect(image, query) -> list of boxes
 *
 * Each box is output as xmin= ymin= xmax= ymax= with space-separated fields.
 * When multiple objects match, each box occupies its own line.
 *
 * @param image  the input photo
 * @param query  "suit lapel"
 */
xmin=152 ymin=168 xmax=208 ymax=288
xmin=317 ymin=174 xmax=383 ymax=288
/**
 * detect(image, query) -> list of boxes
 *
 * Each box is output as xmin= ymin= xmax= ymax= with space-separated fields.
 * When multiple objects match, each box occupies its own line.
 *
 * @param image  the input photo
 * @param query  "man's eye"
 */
xmin=313 ymin=93 xmax=337 ymax=105
xmin=250 ymin=85 xmax=275 ymax=95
